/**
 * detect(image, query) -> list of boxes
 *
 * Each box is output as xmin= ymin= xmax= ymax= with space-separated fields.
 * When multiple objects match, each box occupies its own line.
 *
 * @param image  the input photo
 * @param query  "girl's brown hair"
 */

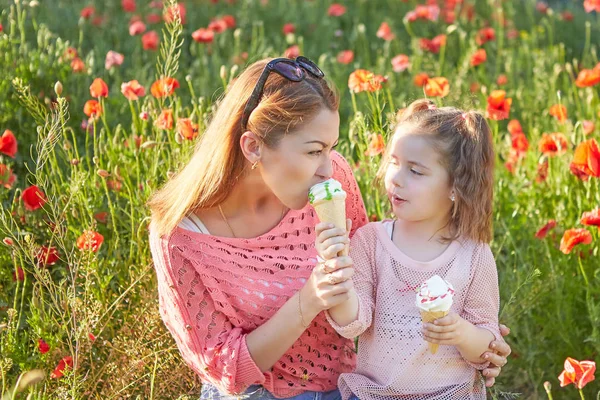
xmin=148 ymin=58 xmax=339 ymax=237
xmin=379 ymin=99 xmax=495 ymax=243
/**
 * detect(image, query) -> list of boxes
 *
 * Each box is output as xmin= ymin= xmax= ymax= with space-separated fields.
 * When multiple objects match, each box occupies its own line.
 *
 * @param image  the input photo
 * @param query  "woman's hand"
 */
xmin=301 ymin=255 xmax=355 ymax=316
xmin=481 ymin=324 xmax=512 ymax=387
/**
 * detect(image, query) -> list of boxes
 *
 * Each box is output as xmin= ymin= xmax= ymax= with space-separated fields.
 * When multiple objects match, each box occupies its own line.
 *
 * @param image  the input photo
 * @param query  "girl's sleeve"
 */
xmin=325 ymin=224 xmax=377 ymax=338
xmin=149 ymin=228 xmax=266 ymax=394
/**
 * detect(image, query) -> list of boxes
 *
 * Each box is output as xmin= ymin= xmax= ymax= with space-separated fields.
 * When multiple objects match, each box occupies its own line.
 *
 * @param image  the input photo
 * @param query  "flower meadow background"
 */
xmin=1 ymin=0 xmax=600 ymax=398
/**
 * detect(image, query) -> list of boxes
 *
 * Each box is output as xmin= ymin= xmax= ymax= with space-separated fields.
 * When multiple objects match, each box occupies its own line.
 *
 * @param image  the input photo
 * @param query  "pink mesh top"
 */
xmin=148 ymin=151 xmax=368 ymax=398
xmin=326 ymin=221 xmax=501 ymax=400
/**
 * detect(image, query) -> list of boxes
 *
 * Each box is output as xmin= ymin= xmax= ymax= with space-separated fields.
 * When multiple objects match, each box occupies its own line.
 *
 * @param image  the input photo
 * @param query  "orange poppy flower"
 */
xmin=559 ymin=229 xmax=593 ymax=254
xmin=0 ymin=129 xmax=18 ymax=158
xmin=0 ymin=164 xmax=16 ymax=189
xmin=164 ymin=3 xmax=187 ymax=24
xmin=581 ymin=208 xmax=600 ymax=226
xmin=486 ymin=90 xmax=512 ymax=120
xmin=142 ymin=31 xmax=159 ymax=50
xmin=508 ymin=119 xmax=523 ymax=136
xmin=83 ymin=100 xmax=103 ymax=118
xmin=470 ymin=49 xmax=487 ymax=67
xmin=177 ymin=118 xmax=199 ymax=140
xmin=22 ymin=185 xmax=46 ymax=211
xmin=569 ymin=138 xmax=600 ymax=180
xmin=337 ymin=50 xmax=354 ymax=65
xmin=76 ymin=230 xmax=104 ymax=252
xmin=328 ymin=3 xmax=347 ymax=16
xmin=348 ymin=69 xmax=384 ymax=93
xmin=121 ymin=80 xmax=146 ymax=101
xmin=414 ymin=73 xmax=430 ymax=87
xmin=376 ymin=22 xmax=395 ymax=41
xmin=511 ymin=133 xmax=529 ymax=157
xmin=475 ymin=27 xmax=495 ymax=46
xmin=150 ymin=77 xmax=179 ymax=98
xmin=365 ymin=133 xmax=385 ymax=156
xmin=89 ymin=78 xmax=108 ymax=98
xmin=155 ymin=109 xmax=174 ymax=130
xmin=549 ymin=104 xmax=567 ymax=123
xmin=71 ymin=57 xmax=85 ymax=73
xmin=575 ymin=68 xmax=600 ymax=88
xmin=538 ymin=133 xmax=568 ymax=156
xmin=391 ymin=54 xmax=410 ymax=73
xmin=424 ymin=77 xmax=449 ymax=98
xmin=559 ymin=357 xmax=596 ymax=389
xmin=496 ymin=74 xmax=508 ymax=86
xmin=535 ymin=220 xmax=556 ymax=239
xmin=536 ymin=159 xmax=549 ymax=183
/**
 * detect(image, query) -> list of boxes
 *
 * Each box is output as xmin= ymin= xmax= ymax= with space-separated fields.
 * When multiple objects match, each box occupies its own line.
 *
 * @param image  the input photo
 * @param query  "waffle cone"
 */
xmin=313 ymin=197 xmax=348 ymax=256
xmin=420 ymin=309 xmax=449 ymax=354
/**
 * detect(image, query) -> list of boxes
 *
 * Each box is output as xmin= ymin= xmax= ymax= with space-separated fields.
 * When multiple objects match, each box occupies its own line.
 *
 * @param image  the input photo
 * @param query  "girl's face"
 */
xmin=259 ymin=107 xmax=340 ymax=210
xmin=384 ymin=125 xmax=454 ymax=224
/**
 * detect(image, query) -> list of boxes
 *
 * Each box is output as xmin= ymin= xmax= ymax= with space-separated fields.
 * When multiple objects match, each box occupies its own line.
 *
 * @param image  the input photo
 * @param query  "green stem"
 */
xmin=579 ymin=389 xmax=585 ymax=400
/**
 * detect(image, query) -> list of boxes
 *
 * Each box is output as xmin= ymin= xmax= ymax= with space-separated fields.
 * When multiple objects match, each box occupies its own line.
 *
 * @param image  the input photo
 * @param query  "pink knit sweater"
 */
xmin=327 ymin=221 xmax=501 ymax=400
xmin=149 ymin=152 xmax=368 ymax=398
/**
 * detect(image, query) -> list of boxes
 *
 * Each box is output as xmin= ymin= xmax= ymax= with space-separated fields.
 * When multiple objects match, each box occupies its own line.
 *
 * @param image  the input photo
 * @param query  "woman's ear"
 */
xmin=240 ymin=131 xmax=262 ymax=164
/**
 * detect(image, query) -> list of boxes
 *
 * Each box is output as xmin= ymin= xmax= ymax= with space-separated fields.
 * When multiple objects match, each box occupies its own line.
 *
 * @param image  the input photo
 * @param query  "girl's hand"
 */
xmin=301 ymin=255 xmax=355 ymax=313
xmin=315 ymin=219 xmax=351 ymax=260
xmin=481 ymin=324 xmax=511 ymax=387
xmin=421 ymin=312 xmax=469 ymax=346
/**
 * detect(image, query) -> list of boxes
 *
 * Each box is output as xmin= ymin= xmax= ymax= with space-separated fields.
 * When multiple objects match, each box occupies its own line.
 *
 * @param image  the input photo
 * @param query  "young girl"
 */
xmin=315 ymin=99 xmax=502 ymax=400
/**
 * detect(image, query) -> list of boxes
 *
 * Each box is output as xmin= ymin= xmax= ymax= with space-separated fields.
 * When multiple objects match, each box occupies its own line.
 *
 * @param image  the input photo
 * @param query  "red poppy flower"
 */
xmin=50 ymin=356 xmax=73 ymax=379
xmin=176 ymin=118 xmax=199 ymax=140
xmin=208 ymin=19 xmax=228 ymax=33
xmin=549 ymin=104 xmax=567 ymax=123
xmin=0 ymin=129 xmax=17 ymax=158
xmin=22 ymin=185 xmax=46 ymax=211
xmin=496 ymin=74 xmax=508 ymax=86
xmin=559 ymin=357 xmax=596 ymax=389
xmin=38 ymin=339 xmax=50 ymax=354
xmin=282 ymin=23 xmax=295 ymax=35
xmin=476 ymin=27 xmax=495 ymax=46
xmin=76 ymin=230 xmax=104 ymax=252
xmin=391 ymin=54 xmax=410 ymax=72
xmin=419 ymin=34 xmax=446 ymax=54
xmin=105 ymin=51 xmax=124 ymax=70
xmin=121 ymin=80 xmax=146 ymax=101
xmin=284 ymin=45 xmax=300 ymax=59
xmin=376 ymin=22 xmax=395 ymax=41
xmin=164 ymin=3 xmax=187 ymax=24
xmin=470 ymin=49 xmax=487 ymax=67
xmin=221 ymin=15 xmax=236 ymax=29
xmin=486 ymin=90 xmax=512 ymax=120
xmin=71 ymin=57 xmax=85 ymax=73
xmin=536 ymin=159 xmax=549 ymax=183
xmin=575 ymin=68 xmax=600 ymax=88
xmin=584 ymin=0 xmax=600 ymax=13
xmin=122 ymin=0 xmax=136 ymax=12
xmin=150 ymin=77 xmax=179 ymax=98
xmin=337 ymin=50 xmax=354 ymax=65
xmin=581 ymin=209 xmax=600 ymax=226
xmin=559 ymin=229 xmax=592 ymax=254
xmin=129 ymin=20 xmax=146 ymax=36
xmin=155 ymin=109 xmax=174 ymax=130
xmin=94 ymin=212 xmax=109 ymax=224
xmin=328 ymin=3 xmax=347 ymax=16
xmin=12 ymin=266 xmax=24 ymax=282
xmin=365 ymin=134 xmax=385 ymax=156
xmin=81 ymin=6 xmax=95 ymax=19
xmin=582 ymin=120 xmax=595 ymax=135
xmin=414 ymin=73 xmax=430 ymax=87
xmin=89 ymin=78 xmax=108 ymax=98
xmin=511 ymin=133 xmax=529 ymax=157
xmin=535 ymin=220 xmax=556 ymax=239
xmin=424 ymin=77 xmax=450 ymax=98
xmin=36 ymin=246 xmax=60 ymax=266
xmin=83 ymin=100 xmax=103 ymax=119
xmin=0 ymin=164 xmax=16 ymax=189
xmin=570 ymin=139 xmax=600 ymax=180
xmin=192 ymin=28 xmax=214 ymax=43
xmin=142 ymin=31 xmax=159 ymax=50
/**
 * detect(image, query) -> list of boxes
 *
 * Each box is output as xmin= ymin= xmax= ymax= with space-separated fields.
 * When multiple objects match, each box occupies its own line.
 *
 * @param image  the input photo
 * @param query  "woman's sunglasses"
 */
xmin=240 ymin=56 xmax=325 ymax=132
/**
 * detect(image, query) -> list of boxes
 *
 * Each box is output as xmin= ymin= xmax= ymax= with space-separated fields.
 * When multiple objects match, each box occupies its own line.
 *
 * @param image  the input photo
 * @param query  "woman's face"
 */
xmin=259 ymin=107 xmax=340 ymax=210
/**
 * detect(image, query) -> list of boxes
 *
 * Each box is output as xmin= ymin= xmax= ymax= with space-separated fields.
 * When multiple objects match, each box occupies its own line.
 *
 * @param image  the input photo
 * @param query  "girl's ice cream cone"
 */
xmin=415 ymin=275 xmax=455 ymax=354
xmin=309 ymin=179 xmax=348 ymax=256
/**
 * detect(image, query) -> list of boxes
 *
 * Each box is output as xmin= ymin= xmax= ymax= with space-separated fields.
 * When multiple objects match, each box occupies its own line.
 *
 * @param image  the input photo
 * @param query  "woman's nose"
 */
xmin=316 ymin=156 xmax=334 ymax=180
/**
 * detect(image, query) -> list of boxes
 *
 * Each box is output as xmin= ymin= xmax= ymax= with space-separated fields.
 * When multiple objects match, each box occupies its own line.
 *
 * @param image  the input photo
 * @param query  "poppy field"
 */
xmin=0 ymin=0 xmax=599 ymax=398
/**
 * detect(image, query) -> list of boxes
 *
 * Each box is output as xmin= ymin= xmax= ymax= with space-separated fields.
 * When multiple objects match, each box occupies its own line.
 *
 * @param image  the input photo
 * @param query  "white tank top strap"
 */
xmin=383 ymin=219 xmax=394 ymax=239
xmin=178 ymin=213 xmax=211 ymax=234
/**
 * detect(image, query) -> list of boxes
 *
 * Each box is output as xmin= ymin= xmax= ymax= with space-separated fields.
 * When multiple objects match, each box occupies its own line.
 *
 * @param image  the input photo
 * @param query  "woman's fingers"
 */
xmin=499 ymin=324 xmax=511 ymax=337
xmin=483 ymin=351 xmax=508 ymax=368
xmin=489 ymin=340 xmax=511 ymax=358
xmin=321 ymin=256 xmax=353 ymax=273
xmin=321 ymin=235 xmax=349 ymax=252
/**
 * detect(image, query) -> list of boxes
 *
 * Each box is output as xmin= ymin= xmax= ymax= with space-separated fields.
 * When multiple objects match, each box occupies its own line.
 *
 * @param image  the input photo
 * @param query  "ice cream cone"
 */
xmin=420 ymin=310 xmax=449 ymax=354
xmin=312 ymin=197 xmax=348 ymax=256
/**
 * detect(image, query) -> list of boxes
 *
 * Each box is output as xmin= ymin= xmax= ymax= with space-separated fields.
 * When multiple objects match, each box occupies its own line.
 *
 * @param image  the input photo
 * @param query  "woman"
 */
xmin=147 ymin=57 xmax=511 ymax=400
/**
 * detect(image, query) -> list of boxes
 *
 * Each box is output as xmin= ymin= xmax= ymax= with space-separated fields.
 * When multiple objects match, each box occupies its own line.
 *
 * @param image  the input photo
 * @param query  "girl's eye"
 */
xmin=309 ymin=150 xmax=323 ymax=156
xmin=410 ymin=168 xmax=423 ymax=176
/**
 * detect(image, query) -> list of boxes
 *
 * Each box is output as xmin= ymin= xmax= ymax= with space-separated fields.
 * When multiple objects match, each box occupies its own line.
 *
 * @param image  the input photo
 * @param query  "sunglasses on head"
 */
xmin=240 ymin=56 xmax=325 ymax=132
